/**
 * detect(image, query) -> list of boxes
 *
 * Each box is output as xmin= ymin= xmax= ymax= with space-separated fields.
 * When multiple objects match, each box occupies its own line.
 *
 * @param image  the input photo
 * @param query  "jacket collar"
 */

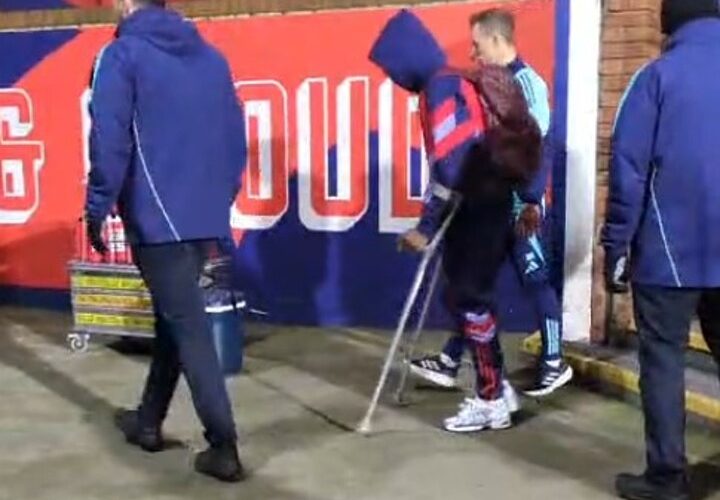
xmin=666 ymin=17 xmax=720 ymax=51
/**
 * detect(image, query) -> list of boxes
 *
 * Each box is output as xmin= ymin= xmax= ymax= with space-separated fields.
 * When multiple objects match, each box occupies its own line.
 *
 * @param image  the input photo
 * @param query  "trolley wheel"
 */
xmin=67 ymin=333 xmax=90 ymax=353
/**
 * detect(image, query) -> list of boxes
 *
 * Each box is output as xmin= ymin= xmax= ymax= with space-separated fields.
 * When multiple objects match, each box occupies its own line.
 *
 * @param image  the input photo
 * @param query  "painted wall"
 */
xmin=0 ymin=0 xmax=600 ymax=340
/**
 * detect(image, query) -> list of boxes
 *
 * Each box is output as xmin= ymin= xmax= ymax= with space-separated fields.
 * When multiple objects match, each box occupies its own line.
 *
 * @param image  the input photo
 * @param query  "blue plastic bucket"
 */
xmin=206 ymin=297 xmax=246 ymax=376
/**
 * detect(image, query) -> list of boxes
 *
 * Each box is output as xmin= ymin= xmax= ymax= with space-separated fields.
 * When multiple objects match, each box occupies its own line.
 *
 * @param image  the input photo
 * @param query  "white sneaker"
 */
xmin=503 ymin=380 xmax=521 ymax=414
xmin=443 ymin=397 xmax=512 ymax=433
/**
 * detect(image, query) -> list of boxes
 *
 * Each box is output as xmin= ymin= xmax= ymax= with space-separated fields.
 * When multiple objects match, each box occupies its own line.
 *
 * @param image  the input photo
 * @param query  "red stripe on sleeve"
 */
xmin=434 ymin=121 xmax=480 ymax=160
xmin=431 ymin=98 xmax=456 ymax=127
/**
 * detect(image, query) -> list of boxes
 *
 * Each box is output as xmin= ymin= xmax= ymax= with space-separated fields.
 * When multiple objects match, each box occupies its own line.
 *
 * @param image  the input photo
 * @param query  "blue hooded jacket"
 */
xmin=86 ymin=6 xmax=246 ymax=244
xmin=369 ymin=10 xmax=491 ymax=238
xmin=602 ymin=18 xmax=720 ymax=287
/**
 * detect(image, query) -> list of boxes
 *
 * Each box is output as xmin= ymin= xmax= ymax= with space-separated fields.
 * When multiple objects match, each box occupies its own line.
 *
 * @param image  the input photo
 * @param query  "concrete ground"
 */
xmin=2 ymin=308 xmax=720 ymax=500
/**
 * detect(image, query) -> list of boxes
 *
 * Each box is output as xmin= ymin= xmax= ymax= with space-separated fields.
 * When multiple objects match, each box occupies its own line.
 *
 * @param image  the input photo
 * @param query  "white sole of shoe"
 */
xmin=443 ymin=418 xmax=512 ymax=433
xmin=504 ymin=394 xmax=521 ymax=414
xmin=409 ymin=364 xmax=457 ymax=388
xmin=524 ymin=365 xmax=574 ymax=398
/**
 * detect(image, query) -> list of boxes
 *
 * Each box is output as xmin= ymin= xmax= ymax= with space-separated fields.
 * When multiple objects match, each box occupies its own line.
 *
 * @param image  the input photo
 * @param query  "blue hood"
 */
xmin=117 ymin=6 xmax=203 ymax=55
xmin=665 ymin=17 xmax=720 ymax=51
xmin=369 ymin=9 xmax=447 ymax=93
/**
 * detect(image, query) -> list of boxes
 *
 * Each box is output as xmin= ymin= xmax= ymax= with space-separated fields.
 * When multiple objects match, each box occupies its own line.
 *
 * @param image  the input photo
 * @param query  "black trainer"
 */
xmin=615 ymin=473 xmax=689 ymax=500
xmin=524 ymin=361 xmax=574 ymax=398
xmin=409 ymin=354 xmax=460 ymax=388
xmin=195 ymin=444 xmax=246 ymax=483
xmin=114 ymin=409 xmax=164 ymax=453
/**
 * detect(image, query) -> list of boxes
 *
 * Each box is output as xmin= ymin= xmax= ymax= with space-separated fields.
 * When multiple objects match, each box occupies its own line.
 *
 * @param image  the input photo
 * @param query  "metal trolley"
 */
xmin=68 ymin=216 xmax=155 ymax=352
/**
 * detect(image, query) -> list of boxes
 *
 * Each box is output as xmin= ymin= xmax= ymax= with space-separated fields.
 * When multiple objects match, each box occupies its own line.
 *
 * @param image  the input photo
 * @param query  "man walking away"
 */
xmin=86 ymin=0 xmax=247 ymax=482
xmin=603 ymin=1 xmax=720 ymax=498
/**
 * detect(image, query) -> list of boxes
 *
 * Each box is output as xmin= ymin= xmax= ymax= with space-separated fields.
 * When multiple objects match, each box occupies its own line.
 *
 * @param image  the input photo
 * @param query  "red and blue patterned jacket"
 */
xmin=369 ymin=9 xmax=489 ymax=238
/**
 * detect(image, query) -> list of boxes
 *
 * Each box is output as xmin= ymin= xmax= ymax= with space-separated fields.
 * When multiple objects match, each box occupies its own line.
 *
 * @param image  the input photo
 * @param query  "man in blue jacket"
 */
xmin=86 ymin=0 xmax=246 ymax=482
xmin=410 ymin=8 xmax=572 ymax=399
xmin=603 ymin=1 xmax=720 ymax=498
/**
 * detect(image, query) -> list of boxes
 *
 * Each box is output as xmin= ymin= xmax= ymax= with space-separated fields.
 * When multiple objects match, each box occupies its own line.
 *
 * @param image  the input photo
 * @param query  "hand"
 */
xmin=515 ymin=204 xmax=542 ymax=239
xmin=86 ymin=217 xmax=108 ymax=255
xmin=397 ymin=229 xmax=429 ymax=253
xmin=605 ymin=252 xmax=629 ymax=294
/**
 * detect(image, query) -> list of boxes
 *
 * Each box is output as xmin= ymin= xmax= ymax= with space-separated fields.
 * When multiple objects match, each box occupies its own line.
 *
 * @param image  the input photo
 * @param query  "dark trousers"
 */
xmin=442 ymin=226 xmax=562 ymax=367
xmin=633 ymin=285 xmax=720 ymax=484
xmin=442 ymin=204 xmax=512 ymax=400
xmin=133 ymin=241 xmax=237 ymax=446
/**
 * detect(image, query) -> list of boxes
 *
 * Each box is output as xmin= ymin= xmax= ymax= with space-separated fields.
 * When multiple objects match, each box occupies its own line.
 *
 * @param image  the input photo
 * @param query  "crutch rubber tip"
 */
xmin=356 ymin=420 xmax=373 ymax=435
xmin=393 ymin=394 xmax=411 ymax=407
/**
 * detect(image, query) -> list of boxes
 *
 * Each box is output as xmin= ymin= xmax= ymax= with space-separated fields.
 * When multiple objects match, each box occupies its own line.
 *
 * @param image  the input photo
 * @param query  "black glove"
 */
xmin=86 ymin=217 xmax=108 ymax=255
xmin=605 ymin=251 xmax=629 ymax=294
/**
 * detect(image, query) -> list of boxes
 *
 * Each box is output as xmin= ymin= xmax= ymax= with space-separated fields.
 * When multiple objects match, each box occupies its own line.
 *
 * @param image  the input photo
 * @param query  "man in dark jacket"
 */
xmin=86 ymin=0 xmax=246 ymax=482
xmin=603 ymin=1 xmax=720 ymax=498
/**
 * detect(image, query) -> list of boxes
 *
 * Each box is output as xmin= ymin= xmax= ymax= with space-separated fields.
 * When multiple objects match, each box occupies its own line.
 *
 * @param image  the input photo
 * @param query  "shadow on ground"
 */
xmin=5 ymin=309 xmax=720 ymax=499
xmin=243 ymin=327 xmax=642 ymax=496
xmin=0 ymin=311 xmax=315 ymax=500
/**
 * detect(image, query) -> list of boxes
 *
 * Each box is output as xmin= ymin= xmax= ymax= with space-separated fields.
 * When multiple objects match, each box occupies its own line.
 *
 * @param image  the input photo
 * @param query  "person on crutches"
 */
xmin=409 ymin=9 xmax=573 ymax=399
xmin=369 ymin=9 xmax=542 ymax=432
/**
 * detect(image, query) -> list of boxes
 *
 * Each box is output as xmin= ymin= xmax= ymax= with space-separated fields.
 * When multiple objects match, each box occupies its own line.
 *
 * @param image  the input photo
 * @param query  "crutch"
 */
xmin=393 ymin=255 xmax=443 ymax=405
xmin=357 ymin=202 xmax=459 ymax=435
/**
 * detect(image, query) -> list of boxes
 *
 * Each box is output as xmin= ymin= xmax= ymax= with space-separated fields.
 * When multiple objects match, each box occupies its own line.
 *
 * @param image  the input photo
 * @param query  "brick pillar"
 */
xmin=591 ymin=0 xmax=662 ymax=343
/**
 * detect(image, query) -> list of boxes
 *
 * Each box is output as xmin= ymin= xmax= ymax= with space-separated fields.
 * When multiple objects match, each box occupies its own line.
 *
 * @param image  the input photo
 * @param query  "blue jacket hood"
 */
xmin=369 ymin=9 xmax=447 ymax=93
xmin=117 ymin=6 xmax=202 ymax=55
xmin=665 ymin=17 xmax=720 ymax=50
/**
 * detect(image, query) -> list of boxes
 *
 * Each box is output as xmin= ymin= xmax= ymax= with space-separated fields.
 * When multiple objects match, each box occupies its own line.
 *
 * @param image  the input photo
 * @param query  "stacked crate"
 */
xmin=68 ymin=216 xmax=155 ymax=351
